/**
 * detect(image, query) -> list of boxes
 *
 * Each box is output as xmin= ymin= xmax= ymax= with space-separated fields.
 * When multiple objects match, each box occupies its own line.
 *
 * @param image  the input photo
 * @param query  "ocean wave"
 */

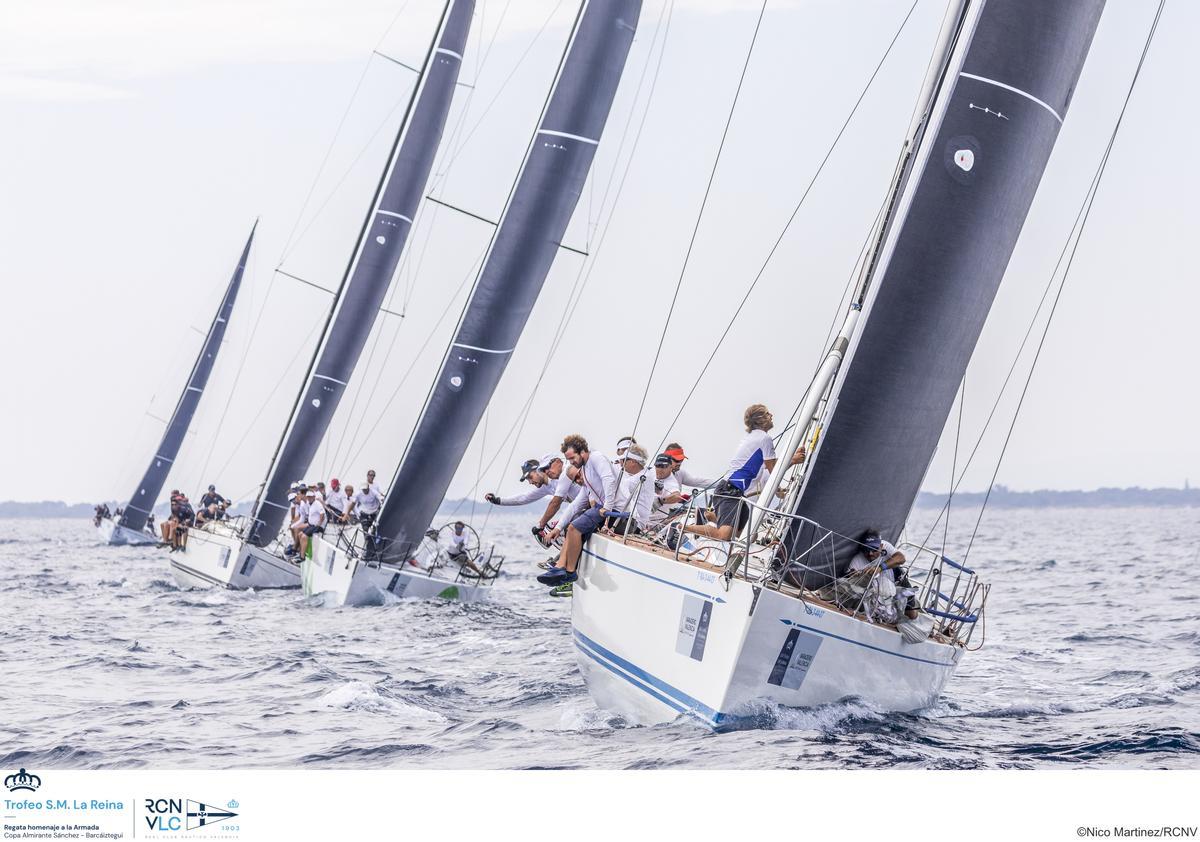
xmin=319 ymin=681 xmax=448 ymax=724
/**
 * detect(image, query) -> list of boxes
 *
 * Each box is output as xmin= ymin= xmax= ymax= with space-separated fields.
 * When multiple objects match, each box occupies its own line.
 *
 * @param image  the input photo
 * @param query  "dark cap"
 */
xmin=654 ymin=453 xmax=673 ymax=468
xmin=520 ymin=458 xmax=540 ymax=482
xmin=862 ymin=532 xmax=883 ymax=552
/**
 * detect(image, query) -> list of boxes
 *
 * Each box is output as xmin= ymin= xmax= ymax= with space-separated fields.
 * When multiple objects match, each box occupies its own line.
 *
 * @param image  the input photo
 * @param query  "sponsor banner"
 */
xmin=2 ymin=769 xmax=1196 ymax=840
xmin=675 ymin=595 xmax=712 ymax=661
xmin=767 ymin=628 xmax=823 ymax=689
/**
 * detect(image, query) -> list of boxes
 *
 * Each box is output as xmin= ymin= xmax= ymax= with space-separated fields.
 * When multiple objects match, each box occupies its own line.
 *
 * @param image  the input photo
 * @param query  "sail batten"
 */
xmin=117 ymin=222 xmax=256 ymax=535
xmin=373 ymin=0 xmax=644 ymax=560
xmin=246 ymin=0 xmax=475 ymax=547
xmin=784 ymin=0 xmax=1106 ymax=581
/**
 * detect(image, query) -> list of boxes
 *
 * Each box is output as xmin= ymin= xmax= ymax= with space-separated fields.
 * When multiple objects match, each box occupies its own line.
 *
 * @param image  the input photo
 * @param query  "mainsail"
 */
xmin=246 ymin=0 xmax=475 ymax=547
xmin=118 ymin=223 xmax=256 ymax=534
xmin=373 ymin=0 xmax=643 ymax=559
xmin=784 ymin=0 xmax=1105 ymax=577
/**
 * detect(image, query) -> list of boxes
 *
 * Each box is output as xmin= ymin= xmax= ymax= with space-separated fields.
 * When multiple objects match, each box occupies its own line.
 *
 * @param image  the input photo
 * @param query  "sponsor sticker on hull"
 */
xmin=767 ymin=628 xmax=823 ymax=690
xmin=676 ymin=594 xmax=713 ymax=661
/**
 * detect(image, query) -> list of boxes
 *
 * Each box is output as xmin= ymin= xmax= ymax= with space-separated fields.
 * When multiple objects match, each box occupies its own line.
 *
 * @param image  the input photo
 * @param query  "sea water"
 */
xmin=1 ymin=507 xmax=1197 ymax=769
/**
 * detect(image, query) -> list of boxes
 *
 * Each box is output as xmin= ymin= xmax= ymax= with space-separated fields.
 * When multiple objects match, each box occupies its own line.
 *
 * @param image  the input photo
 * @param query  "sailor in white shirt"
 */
xmin=610 ymin=445 xmax=654 ymax=535
xmin=682 ymin=404 xmax=804 ymax=543
xmin=539 ymin=435 xmax=617 ymax=588
xmin=287 ymin=490 xmax=310 ymax=556
xmin=648 ymin=452 xmax=686 ymax=528
xmin=345 ymin=484 xmax=383 ymax=529
xmin=484 ymin=454 xmax=564 ymax=507
xmin=325 ymin=478 xmax=348 ymax=523
xmin=443 ymin=520 xmax=482 ymax=574
xmin=662 ymin=443 xmax=715 ymax=491
xmin=365 ymin=469 xmax=384 ymax=501
xmin=294 ymin=489 xmax=325 ymax=558
xmin=847 ymin=530 xmax=918 ymax=621
xmin=611 ymin=435 xmax=637 ymax=472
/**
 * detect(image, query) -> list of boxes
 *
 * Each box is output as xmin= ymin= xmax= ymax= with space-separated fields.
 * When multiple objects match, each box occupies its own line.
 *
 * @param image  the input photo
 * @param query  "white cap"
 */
xmin=538 ymin=453 xmax=561 ymax=470
xmin=616 ymin=436 xmax=635 ymax=451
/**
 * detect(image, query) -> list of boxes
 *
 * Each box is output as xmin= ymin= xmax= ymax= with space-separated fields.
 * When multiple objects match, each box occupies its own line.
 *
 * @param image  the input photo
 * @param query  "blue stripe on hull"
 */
xmin=573 ymin=629 xmax=730 ymax=728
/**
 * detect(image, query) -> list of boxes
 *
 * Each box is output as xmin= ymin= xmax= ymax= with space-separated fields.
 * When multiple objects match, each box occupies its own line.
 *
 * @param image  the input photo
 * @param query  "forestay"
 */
xmin=373 ymin=0 xmax=643 ymax=560
xmin=246 ymin=0 xmax=475 ymax=547
xmin=784 ymin=0 xmax=1105 ymax=580
xmin=118 ymin=223 xmax=256 ymax=534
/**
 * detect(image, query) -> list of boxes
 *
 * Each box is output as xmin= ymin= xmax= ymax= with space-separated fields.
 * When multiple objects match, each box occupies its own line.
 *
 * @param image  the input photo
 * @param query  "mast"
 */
xmin=246 ymin=0 xmax=475 ymax=547
xmin=118 ymin=222 xmax=256 ymax=534
xmin=777 ymin=0 xmax=1106 ymax=582
xmin=373 ymin=0 xmax=643 ymax=561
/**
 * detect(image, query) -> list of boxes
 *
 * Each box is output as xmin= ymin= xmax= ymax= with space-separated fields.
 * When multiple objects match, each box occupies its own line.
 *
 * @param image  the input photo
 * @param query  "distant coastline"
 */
xmin=913 ymin=484 xmax=1199 ymax=509
xmin=5 ymin=484 xmax=1196 ymax=518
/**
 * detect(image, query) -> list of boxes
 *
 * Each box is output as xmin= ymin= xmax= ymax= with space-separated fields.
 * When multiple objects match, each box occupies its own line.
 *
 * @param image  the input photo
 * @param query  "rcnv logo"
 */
xmin=145 ymin=797 xmax=238 ymax=832
xmin=146 ymin=798 xmax=185 ymax=831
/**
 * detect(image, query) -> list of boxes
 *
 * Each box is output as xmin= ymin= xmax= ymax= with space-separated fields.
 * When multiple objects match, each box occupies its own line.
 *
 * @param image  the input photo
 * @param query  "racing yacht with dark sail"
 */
xmin=571 ymin=0 xmax=1105 ymax=725
xmin=98 ymin=223 xmax=255 ymax=546
xmin=302 ymin=0 xmax=645 ymax=606
xmin=168 ymin=0 xmax=474 ymax=589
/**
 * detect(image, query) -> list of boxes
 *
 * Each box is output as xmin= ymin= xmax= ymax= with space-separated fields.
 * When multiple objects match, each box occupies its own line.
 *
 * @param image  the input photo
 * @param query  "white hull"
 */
xmin=301 ymin=533 xmax=489 ymax=607
xmin=97 ymin=518 xmax=157 ymax=547
xmin=168 ymin=526 xmax=301 ymax=590
xmin=572 ymin=534 xmax=963 ymax=728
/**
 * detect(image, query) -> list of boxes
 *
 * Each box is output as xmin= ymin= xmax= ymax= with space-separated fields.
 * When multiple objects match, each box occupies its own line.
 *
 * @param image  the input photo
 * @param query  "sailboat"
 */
xmin=570 ymin=0 xmax=1105 ymax=726
xmin=167 ymin=0 xmax=475 ymax=590
xmin=302 ymin=0 xmax=644 ymax=607
xmin=97 ymin=223 xmax=256 ymax=546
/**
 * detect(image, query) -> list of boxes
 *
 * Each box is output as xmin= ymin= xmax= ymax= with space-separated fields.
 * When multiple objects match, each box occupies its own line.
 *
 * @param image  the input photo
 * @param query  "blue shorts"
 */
xmin=569 ymin=504 xmax=605 ymax=539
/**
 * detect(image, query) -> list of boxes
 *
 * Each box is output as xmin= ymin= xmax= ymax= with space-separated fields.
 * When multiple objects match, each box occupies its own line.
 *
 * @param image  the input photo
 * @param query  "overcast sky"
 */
xmin=1 ymin=0 xmax=1195 ymax=508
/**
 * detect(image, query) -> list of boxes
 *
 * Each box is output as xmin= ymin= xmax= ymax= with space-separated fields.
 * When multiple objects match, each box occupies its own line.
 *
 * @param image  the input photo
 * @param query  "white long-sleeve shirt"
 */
xmin=613 ymin=467 xmax=654 ymax=529
xmin=551 ymin=472 xmax=581 ymax=502
xmin=493 ymin=483 xmax=555 ymax=507
xmin=675 ymin=467 xmax=715 ymax=490
xmin=559 ymin=451 xmax=617 ymax=525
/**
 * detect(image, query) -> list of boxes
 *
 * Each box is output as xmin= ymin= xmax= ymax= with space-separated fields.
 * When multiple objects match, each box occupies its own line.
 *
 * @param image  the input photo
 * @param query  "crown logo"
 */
xmin=5 ymin=768 xmax=42 ymax=792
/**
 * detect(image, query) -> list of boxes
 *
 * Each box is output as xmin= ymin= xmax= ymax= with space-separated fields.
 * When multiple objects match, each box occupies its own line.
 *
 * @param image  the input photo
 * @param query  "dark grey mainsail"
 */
xmin=118 ymin=223 xmax=256 ymax=534
xmin=785 ymin=1 xmax=1105 ymax=577
xmin=373 ymin=0 xmax=643 ymax=560
xmin=246 ymin=0 xmax=475 ymax=547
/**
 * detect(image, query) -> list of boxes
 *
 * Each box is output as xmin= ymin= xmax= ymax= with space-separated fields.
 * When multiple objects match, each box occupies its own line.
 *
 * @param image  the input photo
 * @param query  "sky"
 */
xmin=1 ymin=0 xmax=1196 ymax=510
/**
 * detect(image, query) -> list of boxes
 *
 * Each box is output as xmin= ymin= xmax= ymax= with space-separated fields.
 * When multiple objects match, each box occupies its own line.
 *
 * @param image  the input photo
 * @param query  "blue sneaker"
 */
xmin=536 ymin=567 xmax=575 ymax=586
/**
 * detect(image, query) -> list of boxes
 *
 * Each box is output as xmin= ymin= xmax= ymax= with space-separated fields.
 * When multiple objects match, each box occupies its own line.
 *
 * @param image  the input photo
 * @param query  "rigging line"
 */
xmin=322 ymin=93 xmax=483 ymax=474
xmin=779 ymin=187 xmax=892 ymax=442
xmin=322 ymin=1 xmax=544 ymax=474
xmin=916 ymin=167 xmax=1097 ymax=554
xmin=440 ymin=0 xmax=679 ymax=518
xmin=943 ymin=373 xmax=964 ymax=559
xmin=626 ymin=0 xmax=768 ymax=447
xmin=960 ymin=0 xmax=1167 ymax=567
xmin=652 ymin=0 xmax=921 ymax=455
xmin=444 ymin=0 xmax=677 ymax=510
xmin=425 ymin=0 xmax=570 ymax=186
xmin=279 ymin=1 xmax=413 ymax=260
xmin=192 ymin=233 xmax=279 ymax=488
xmin=389 ymin=0 xmax=568 ymax=315
xmin=339 ymin=245 xmax=491 ymax=472
xmin=208 ymin=318 xmax=327 ymax=485
xmin=478 ymin=0 xmax=677 ymax=495
xmin=194 ymin=229 xmax=263 ymax=485
xmin=278 ymin=89 xmax=415 ymax=267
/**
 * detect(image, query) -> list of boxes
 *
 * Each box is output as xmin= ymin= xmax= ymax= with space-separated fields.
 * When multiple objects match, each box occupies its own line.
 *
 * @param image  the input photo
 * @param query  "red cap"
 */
xmin=664 ymin=447 xmax=686 ymax=461
xmin=330 ymin=478 xmax=340 ymax=489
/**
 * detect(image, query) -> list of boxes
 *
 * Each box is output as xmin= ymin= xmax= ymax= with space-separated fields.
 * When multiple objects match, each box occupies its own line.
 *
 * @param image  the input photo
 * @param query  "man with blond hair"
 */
xmin=682 ymin=404 xmax=805 ymax=543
